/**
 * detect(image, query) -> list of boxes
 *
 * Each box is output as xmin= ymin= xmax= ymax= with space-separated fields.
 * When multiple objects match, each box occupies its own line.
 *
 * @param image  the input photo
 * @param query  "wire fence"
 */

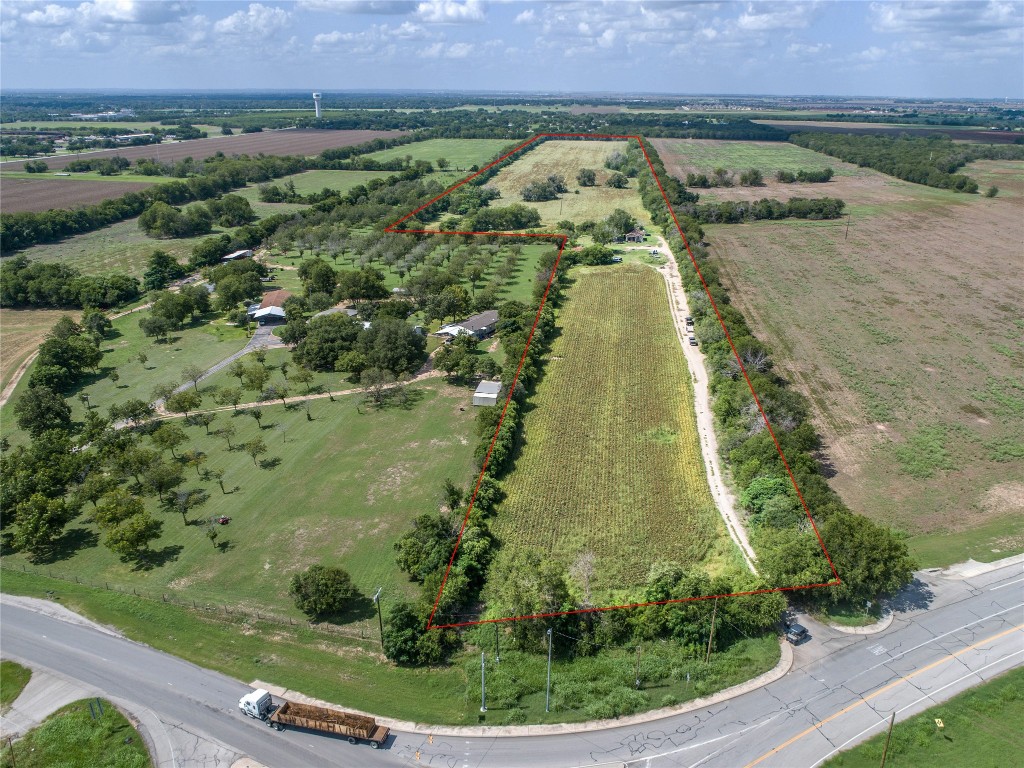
xmin=2 ymin=562 xmax=381 ymax=643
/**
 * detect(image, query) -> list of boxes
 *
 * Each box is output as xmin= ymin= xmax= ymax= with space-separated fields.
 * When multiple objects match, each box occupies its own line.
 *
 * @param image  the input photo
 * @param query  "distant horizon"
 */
xmin=1 ymin=1 xmax=1020 ymax=98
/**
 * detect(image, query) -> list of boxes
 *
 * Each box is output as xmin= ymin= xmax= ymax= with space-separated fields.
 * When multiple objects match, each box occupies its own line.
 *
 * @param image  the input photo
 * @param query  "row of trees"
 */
xmin=0 ymin=256 xmax=141 ymax=309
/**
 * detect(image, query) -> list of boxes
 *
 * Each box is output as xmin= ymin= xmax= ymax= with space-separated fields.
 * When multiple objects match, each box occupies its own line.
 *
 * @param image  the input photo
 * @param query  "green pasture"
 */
xmin=0 ymin=170 xmax=155 ymax=182
xmin=359 ymin=138 xmax=513 ymax=170
xmin=656 ymin=139 xmax=855 ymax=175
xmin=0 ymin=660 xmax=31 ymax=711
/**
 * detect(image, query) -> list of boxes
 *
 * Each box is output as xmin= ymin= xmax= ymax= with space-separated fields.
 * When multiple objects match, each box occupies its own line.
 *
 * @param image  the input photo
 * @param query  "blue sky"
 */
xmin=2 ymin=1 xmax=1022 ymax=98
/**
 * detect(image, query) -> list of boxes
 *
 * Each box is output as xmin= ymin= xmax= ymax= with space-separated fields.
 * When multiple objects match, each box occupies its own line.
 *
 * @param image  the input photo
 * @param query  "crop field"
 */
xmin=703 ymin=168 xmax=1024 ymax=562
xmin=233 ymin=169 xmax=391 ymax=202
xmin=10 ymin=216 xmax=225 ymax=278
xmin=488 ymin=139 xmax=651 ymax=225
xmin=652 ymin=137 xmax=854 ymax=178
xmin=490 ymin=263 xmax=733 ymax=594
xmin=757 ymin=120 xmax=1023 ymax=144
xmin=0 ymin=175 xmax=157 ymax=213
xmin=0 ymin=129 xmax=407 ymax=172
xmin=0 ymin=382 xmax=477 ymax=615
xmin=0 ymin=308 xmax=79 ymax=396
xmin=359 ymin=138 xmax=512 ymax=171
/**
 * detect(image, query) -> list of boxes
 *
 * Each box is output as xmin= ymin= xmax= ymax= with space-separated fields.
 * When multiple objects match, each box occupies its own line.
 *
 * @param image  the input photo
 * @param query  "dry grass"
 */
xmin=0 ymin=308 xmax=78 ymax=394
xmin=488 ymin=139 xmax=651 ymax=226
xmin=702 ymin=167 xmax=1024 ymax=540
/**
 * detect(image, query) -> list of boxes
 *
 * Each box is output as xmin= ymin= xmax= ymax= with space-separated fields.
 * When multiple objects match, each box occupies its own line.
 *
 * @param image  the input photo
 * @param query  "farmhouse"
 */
xmin=473 ymin=380 xmax=503 ymax=407
xmin=624 ymin=228 xmax=647 ymax=243
xmin=248 ymin=289 xmax=293 ymax=324
xmin=437 ymin=310 xmax=499 ymax=340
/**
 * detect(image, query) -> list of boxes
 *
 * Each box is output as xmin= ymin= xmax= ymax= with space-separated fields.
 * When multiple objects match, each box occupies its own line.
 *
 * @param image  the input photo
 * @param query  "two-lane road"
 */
xmin=2 ymin=559 xmax=1021 ymax=767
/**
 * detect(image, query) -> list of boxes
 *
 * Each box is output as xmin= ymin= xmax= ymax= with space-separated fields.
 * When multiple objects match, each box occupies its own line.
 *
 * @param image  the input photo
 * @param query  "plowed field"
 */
xmin=1 ymin=176 xmax=157 ymax=212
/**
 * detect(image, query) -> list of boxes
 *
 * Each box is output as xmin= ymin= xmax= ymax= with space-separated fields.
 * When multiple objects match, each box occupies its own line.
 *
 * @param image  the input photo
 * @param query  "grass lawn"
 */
xmin=2 ymin=382 xmax=478 ymax=614
xmin=487 ymin=139 xmax=652 ymax=227
xmin=491 ymin=263 xmax=738 ymax=598
xmin=908 ymin=512 xmax=1024 ymax=568
xmin=233 ymin=169 xmax=392 ymax=201
xmin=0 ymin=698 xmax=151 ymax=768
xmin=359 ymin=138 xmax=513 ymax=171
xmin=0 ymin=567 xmax=780 ymax=725
xmin=15 ymin=216 xmax=222 ymax=279
xmin=823 ymin=667 xmax=1024 ymax=768
xmin=0 ymin=660 xmax=32 ymax=712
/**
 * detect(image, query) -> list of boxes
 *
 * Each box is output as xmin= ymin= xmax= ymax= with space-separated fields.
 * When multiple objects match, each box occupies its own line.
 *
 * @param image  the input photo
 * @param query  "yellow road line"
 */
xmin=743 ymin=623 xmax=1024 ymax=767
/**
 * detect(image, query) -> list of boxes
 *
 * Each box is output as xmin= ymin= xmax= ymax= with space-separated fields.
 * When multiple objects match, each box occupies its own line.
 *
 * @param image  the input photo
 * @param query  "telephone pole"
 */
xmin=372 ymin=587 xmax=384 ymax=649
xmin=880 ymin=712 xmax=896 ymax=767
xmin=705 ymin=598 xmax=718 ymax=664
xmin=480 ymin=652 xmax=487 ymax=713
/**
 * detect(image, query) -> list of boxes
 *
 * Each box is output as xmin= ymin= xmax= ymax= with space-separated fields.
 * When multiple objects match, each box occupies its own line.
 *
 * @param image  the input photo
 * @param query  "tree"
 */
xmin=170 ymin=488 xmax=209 ymax=525
xmin=382 ymin=600 xmax=425 ymax=664
xmin=110 ymin=398 xmax=155 ymax=427
xmin=243 ymin=365 xmax=270 ymax=392
xmin=14 ymin=386 xmax=72 ymax=437
xmin=165 ymin=390 xmax=201 ymax=419
xmin=138 ymin=315 xmax=172 ymax=342
xmin=77 ymin=471 xmax=117 ymax=508
xmin=227 ymin=359 xmax=247 ymax=385
xmin=194 ymin=412 xmax=217 ymax=435
xmin=210 ymin=468 xmax=227 ymax=494
xmin=152 ymin=422 xmax=187 ymax=457
xmin=215 ymin=423 xmax=237 ymax=449
xmin=739 ymin=168 xmax=764 ymax=186
xmin=606 ymin=172 xmax=629 ymax=188
xmin=279 ymin=361 xmax=290 ymax=381
xmin=104 ymin=512 xmax=162 ymax=561
xmin=142 ymin=459 xmax=184 ymax=502
xmin=436 ymin=157 xmax=450 ymax=170
xmin=289 ymin=565 xmax=359 ymax=618
xmin=576 ymin=168 xmax=596 ymax=186
xmin=109 ymin=371 xmax=120 ymax=386
xmin=215 ymin=386 xmax=243 ymax=412
xmin=181 ymin=364 xmax=205 ymax=391
xmin=94 ymin=488 xmax=144 ymax=530
xmin=143 ymin=250 xmax=187 ymax=291
xmin=182 ymin=449 xmax=208 ymax=477
xmin=291 ymin=367 xmax=314 ymax=393
xmin=821 ymin=512 xmax=917 ymax=606
xmin=12 ymin=494 xmax=74 ymax=558
xmin=243 ymin=437 xmax=267 ymax=465
xmin=253 ymin=349 xmax=267 ymax=367
xmin=358 ymin=317 xmax=427 ymax=376
xmin=137 ymin=351 xmax=149 ymax=368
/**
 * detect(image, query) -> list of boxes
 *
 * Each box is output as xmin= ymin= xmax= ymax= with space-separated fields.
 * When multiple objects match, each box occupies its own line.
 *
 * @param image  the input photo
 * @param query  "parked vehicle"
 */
xmin=786 ymin=623 xmax=808 ymax=644
xmin=688 ymin=335 xmax=698 ymax=346
xmin=238 ymin=691 xmax=389 ymax=748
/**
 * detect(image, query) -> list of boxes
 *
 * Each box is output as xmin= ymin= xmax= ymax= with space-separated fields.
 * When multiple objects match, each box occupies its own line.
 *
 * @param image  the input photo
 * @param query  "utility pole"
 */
xmin=545 ymin=628 xmax=553 ymax=713
xmin=480 ymin=652 xmax=487 ymax=713
xmin=372 ymin=587 xmax=384 ymax=649
xmin=494 ymin=623 xmax=500 ymax=663
xmin=845 ymin=213 xmax=852 ymax=241
xmin=634 ymin=645 xmax=642 ymax=689
xmin=880 ymin=712 xmax=896 ymax=767
xmin=705 ymin=598 xmax=718 ymax=664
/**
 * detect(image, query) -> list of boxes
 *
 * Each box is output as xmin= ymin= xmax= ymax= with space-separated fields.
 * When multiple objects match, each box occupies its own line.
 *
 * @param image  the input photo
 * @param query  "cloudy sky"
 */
xmin=1 ymin=1 xmax=1021 ymax=98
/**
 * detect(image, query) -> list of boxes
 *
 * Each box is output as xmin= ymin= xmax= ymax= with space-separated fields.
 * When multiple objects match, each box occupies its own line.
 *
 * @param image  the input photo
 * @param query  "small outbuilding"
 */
xmin=624 ymin=228 xmax=647 ymax=243
xmin=222 ymin=249 xmax=253 ymax=262
xmin=472 ymin=380 xmax=503 ymax=407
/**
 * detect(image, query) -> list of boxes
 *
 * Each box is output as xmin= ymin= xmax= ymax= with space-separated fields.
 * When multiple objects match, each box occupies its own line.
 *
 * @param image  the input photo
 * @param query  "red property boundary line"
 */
xmin=385 ymin=133 xmax=841 ymax=630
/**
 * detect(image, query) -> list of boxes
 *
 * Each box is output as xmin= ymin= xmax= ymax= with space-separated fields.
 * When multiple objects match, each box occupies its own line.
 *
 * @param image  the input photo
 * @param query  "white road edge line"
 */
xmin=990 ymin=576 xmax=1024 ymax=591
xmin=810 ymin=648 xmax=1024 ymax=767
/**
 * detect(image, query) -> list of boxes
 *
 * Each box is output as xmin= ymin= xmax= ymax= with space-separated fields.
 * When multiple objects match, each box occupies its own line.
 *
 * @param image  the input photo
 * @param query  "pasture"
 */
xmin=652 ymin=137 xmax=853 ymax=179
xmin=359 ymin=138 xmax=513 ymax=171
xmin=0 ymin=308 xmax=79 ymax=396
xmin=0 ymin=382 xmax=478 ymax=616
xmin=232 ymin=169 xmax=391 ymax=201
xmin=491 ymin=263 xmax=734 ymax=595
xmin=703 ymin=167 xmax=1024 ymax=557
xmin=488 ymin=139 xmax=651 ymax=225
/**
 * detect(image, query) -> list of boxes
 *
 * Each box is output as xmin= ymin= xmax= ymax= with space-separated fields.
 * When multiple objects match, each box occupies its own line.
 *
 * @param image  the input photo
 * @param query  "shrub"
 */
xmin=289 ymin=565 xmax=359 ymax=618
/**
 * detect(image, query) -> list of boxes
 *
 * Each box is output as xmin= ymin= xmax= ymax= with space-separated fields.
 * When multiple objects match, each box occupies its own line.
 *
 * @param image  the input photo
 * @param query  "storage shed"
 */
xmin=472 ymin=380 xmax=503 ymax=407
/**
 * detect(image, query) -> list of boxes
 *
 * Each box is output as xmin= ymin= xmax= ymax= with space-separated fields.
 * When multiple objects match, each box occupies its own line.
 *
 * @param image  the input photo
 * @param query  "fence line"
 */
xmin=2 ymin=562 xmax=379 ymax=642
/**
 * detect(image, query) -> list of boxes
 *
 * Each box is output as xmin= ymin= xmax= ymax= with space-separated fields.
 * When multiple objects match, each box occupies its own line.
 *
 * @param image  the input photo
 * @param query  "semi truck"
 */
xmin=238 ymin=690 xmax=389 ymax=748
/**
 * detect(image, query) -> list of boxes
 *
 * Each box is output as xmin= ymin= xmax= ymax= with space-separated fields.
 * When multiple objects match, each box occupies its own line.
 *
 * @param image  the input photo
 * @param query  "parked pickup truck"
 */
xmin=239 ymin=690 xmax=389 ymax=748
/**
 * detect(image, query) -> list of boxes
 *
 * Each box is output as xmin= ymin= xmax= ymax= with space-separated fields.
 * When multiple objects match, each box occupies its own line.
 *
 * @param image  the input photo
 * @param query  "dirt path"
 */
xmin=654 ymin=235 xmax=758 ymax=573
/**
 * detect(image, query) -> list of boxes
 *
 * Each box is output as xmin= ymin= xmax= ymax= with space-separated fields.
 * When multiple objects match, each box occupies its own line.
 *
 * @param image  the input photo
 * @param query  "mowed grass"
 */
xmin=823 ymin=667 xmax=1024 ymax=768
xmin=488 ymin=139 xmax=651 ymax=226
xmin=0 ymin=308 xmax=79 ymax=395
xmin=0 ymin=698 xmax=151 ymax=768
xmin=704 ymin=181 xmax=1024 ymax=553
xmin=0 ymin=170 xmax=155 ymax=182
xmin=1 ymin=383 xmax=477 ymax=615
xmin=15 ymin=216 xmax=222 ymax=279
xmin=232 ymin=169 xmax=392 ymax=201
xmin=492 ymin=263 xmax=732 ymax=594
xmin=651 ymin=138 xmax=851 ymax=176
xmin=1 ymin=660 xmax=32 ymax=711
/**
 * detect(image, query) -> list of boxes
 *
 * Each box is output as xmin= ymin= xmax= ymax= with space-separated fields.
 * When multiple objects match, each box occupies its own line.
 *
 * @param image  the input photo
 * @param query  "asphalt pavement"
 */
xmin=1 ymin=557 xmax=1021 ymax=768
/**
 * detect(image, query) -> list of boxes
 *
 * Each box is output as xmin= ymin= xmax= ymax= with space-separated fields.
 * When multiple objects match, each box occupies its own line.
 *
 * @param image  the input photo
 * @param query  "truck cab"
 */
xmin=239 ymin=689 xmax=274 ymax=720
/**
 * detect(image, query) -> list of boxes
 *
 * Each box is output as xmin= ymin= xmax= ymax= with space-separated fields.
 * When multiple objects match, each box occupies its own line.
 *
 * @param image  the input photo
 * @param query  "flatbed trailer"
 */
xmin=268 ymin=701 xmax=389 ymax=748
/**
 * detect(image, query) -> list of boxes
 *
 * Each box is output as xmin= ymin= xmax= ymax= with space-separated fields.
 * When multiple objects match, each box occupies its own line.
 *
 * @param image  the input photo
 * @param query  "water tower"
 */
xmin=313 ymin=92 xmax=322 ymax=119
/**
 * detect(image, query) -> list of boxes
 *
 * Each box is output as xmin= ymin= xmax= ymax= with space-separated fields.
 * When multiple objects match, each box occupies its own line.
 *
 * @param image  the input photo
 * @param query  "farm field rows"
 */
xmin=0 ymin=382 xmax=478 ymax=617
xmin=490 ymin=263 xmax=736 ymax=595
xmin=755 ymin=120 xmax=1023 ymax=143
xmin=651 ymin=137 xmax=852 ymax=177
xmin=700 ymin=161 xmax=1024 ymax=559
xmin=0 ymin=129 xmax=407 ymax=172
xmin=0 ymin=175 xmax=157 ymax=213
xmin=487 ymin=139 xmax=651 ymax=226
xmin=358 ymin=138 xmax=512 ymax=170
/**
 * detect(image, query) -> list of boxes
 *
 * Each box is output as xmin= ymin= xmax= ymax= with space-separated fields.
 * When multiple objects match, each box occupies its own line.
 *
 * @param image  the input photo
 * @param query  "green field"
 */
xmin=0 ymin=170 xmax=156 ymax=182
xmin=488 ymin=139 xmax=652 ymax=226
xmin=360 ymin=138 xmax=513 ymax=170
xmin=0 ymin=698 xmax=151 ymax=768
xmin=232 ymin=169 xmax=391 ymax=201
xmin=492 ymin=263 xmax=736 ymax=595
xmin=1 ymin=382 xmax=477 ymax=613
xmin=824 ymin=667 xmax=1024 ymax=768
xmin=0 ymin=659 xmax=32 ymax=711
xmin=653 ymin=138 xmax=852 ymax=176
xmin=14 ymin=216 xmax=225 ymax=279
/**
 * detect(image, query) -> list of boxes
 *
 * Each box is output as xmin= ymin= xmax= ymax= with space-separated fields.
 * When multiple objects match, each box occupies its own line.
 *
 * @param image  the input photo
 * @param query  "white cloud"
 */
xmin=446 ymin=41 xmax=472 ymax=57
xmin=737 ymin=1 xmax=816 ymax=31
xmin=418 ymin=40 xmax=473 ymax=58
xmin=786 ymin=41 xmax=830 ymax=57
xmin=298 ymin=0 xmax=412 ymax=12
xmin=214 ymin=3 xmax=291 ymax=38
xmin=514 ymin=9 xmax=534 ymax=24
xmin=854 ymin=46 xmax=887 ymax=63
xmin=414 ymin=0 xmax=483 ymax=24
xmin=20 ymin=4 xmax=76 ymax=27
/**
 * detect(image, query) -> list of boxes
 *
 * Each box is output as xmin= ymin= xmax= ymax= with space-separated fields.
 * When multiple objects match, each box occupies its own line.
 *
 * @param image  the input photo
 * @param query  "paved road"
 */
xmin=2 ymin=559 xmax=1021 ymax=767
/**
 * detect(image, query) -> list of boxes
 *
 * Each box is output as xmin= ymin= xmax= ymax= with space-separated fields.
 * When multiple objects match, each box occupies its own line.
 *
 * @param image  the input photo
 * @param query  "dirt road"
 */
xmin=654 ymin=236 xmax=759 ymax=573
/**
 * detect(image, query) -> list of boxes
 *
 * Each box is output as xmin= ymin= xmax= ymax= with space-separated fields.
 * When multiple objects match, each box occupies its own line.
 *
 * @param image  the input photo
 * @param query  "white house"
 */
xmin=437 ymin=310 xmax=499 ymax=340
xmin=472 ymin=380 xmax=503 ymax=407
